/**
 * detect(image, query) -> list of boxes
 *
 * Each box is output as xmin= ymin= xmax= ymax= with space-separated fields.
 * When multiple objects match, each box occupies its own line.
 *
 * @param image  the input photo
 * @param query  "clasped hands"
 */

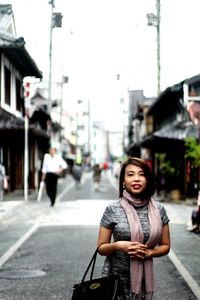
xmin=128 ymin=242 xmax=150 ymax=259
xmin=117 ymin=241 xmax=151 ymax=259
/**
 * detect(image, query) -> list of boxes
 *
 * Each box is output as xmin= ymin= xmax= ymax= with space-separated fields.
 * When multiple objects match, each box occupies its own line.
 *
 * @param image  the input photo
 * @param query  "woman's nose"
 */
xmin=134 ymin=174 xmax=140 ymax=180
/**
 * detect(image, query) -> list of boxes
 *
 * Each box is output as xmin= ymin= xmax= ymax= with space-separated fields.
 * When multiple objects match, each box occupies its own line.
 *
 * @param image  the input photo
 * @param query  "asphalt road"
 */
xmin=0 ymin=171 xmax=199 ymax=300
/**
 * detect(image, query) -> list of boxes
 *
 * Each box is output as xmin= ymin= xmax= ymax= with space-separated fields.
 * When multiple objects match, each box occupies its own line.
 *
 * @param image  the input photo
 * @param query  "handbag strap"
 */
xmin=80 ymin=244 xmax=115 ymax=284
xmin=81 ymin=246 xmax=99 ymax=284
xmin=80 ymin=245 xmax=126 ymax=299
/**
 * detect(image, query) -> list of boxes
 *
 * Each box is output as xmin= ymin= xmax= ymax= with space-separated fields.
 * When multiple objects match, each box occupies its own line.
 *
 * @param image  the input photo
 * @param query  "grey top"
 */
xmin=100 ymin=200 xmax=170 ymax=275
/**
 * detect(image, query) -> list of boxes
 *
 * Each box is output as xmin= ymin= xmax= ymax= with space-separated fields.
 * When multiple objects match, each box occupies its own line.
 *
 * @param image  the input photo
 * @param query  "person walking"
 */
xmin=72 ymin=162 xmax=83 ymax=189
xmin=97 ymin=157 xmax=171 ymax=299
xmin=189 ymin=190 xmax=200 ymax=233
xmin=93 ymin=163 xmax=102 ymax=191
xmin=0 ymin=163 xmax=8 ymax=201
xmin=41 ymin=145 xmax=67 ymax=206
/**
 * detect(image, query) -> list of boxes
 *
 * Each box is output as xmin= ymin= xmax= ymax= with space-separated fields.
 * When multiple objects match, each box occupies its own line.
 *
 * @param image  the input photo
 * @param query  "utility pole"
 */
xmin=48 ymin=0 xmax=54 ymax=115
xmin=48 ymin=0 xmax=63 ymax=115
xmin=59 ymin=76 xmax=68 ymax=143
xmin=156 ymin=0 xmax=161 ymax=95
xmin=24 ymin=82 xmax=30 ymax=201
xmin=87 ymin=99 xmax=91 ymax=156
xmin=147 ymin=0 xmax=161 ymax=96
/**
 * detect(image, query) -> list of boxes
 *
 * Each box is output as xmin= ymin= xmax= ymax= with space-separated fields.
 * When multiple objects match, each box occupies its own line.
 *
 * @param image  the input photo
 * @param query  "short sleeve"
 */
xmin=157 ymin=202 xmax=170 ymax=225
xmin=41 ymin=154 xmax=48 ymax=174
xmin=100 ymin=204 xmax=116 ymax=229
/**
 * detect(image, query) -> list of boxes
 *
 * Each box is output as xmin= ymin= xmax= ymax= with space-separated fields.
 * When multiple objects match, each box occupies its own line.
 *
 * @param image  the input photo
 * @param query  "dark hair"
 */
xmin=119 ymin=157 xmax=156 ymax=198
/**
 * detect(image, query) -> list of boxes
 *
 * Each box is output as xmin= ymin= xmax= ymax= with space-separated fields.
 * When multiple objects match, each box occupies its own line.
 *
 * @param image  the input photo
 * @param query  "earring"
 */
xmin=123 ymin=184 xmax=125 ymax=189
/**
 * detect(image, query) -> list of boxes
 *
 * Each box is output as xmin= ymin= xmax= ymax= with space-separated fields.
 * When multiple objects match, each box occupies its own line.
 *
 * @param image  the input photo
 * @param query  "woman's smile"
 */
xmin=124 ymin=165 xmax=147 ymax=195
xmin=132 ymin=184 xmax=142 ymax=189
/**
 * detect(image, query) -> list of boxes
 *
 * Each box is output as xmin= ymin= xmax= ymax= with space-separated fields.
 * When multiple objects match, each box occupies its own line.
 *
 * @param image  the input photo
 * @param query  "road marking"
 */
xmin=56 ymin=181 xmax=74 ymax=202
xmin=169 ymin=249 xmax=200 ymax=300
xmin=0 ymin=222 xmax=39 ymax=269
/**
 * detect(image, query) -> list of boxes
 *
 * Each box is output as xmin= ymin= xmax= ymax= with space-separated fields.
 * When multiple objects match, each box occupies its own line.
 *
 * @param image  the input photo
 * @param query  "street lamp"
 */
xmin=147 ymin=0 xmax=160 ymax=96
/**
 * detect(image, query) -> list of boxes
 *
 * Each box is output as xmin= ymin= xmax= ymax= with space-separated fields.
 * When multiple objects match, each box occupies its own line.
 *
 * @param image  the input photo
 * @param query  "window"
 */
xmin=4 ymin=66 xmax=11 ymax=106
xmin=16 ymin=78 xmax=22 ymax=112
xmin=0 ymin=56 xmax=1 ymax=102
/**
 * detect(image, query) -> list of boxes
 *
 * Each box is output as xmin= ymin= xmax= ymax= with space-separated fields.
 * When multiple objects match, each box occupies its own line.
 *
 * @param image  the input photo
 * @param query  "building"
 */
xmin=141 ymin=74 xmax=200 ymax=199
xmin=126 ymin=89 xmax=155 ymax=159
xmin=0 ymin=4 xmax=49 ymax=193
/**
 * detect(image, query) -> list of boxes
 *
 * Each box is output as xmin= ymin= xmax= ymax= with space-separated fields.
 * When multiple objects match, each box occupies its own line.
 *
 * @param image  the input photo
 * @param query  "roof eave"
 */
xmin=0 ymin=35 xmax=42 ymax=79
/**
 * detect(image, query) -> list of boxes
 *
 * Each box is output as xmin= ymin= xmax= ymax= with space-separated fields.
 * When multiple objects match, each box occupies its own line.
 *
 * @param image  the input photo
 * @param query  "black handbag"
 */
xmin=71 ymin=247 xmax=125 ymax=300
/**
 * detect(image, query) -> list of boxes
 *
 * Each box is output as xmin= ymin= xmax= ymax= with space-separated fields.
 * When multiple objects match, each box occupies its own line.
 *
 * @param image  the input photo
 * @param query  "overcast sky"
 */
xmin=2 ymin=0 xmax=200 ymax=129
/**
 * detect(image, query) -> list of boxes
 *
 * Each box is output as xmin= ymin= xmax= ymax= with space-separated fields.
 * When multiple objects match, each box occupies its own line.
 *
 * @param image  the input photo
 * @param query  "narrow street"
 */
xmin=0 ymin=171 xmax=199 ymax=300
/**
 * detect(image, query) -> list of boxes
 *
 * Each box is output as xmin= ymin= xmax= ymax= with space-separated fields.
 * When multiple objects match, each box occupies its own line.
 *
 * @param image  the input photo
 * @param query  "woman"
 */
xmin=97 ymin=157 xmax=170 ymax=300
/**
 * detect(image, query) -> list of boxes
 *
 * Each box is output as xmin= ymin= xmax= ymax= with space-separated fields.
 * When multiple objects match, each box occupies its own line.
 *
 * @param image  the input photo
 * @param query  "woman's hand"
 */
xmin=115 ymin=241 xmax=147 ymax=259
xmin=128 ymin=242 xmax=147 ymax=259
xmin=56 ymin=168 xmax=64 ymax=175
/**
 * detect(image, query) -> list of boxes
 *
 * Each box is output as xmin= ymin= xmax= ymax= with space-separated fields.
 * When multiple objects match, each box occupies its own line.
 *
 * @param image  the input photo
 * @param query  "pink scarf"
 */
xmin=121 ymin=189 xmax=162 ymax=300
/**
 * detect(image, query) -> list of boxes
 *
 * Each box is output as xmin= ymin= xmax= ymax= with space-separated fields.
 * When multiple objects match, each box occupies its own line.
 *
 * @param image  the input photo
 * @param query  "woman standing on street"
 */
xmin=97 ymin=157 xmax=171 ymax=299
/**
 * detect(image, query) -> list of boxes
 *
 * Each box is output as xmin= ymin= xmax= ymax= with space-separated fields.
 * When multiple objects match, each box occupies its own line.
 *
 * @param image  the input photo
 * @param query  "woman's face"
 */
xmin=123 ymin=164 xmax=147 ymax=196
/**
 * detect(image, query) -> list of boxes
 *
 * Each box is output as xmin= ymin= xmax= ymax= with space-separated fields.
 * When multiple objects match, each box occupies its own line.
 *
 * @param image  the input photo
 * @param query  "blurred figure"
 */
xmin=0 ymin=163 xmax=8 ymax=201
xmin=113 ymin=160 xmax=121 ymax=179
xmin=72 ymin=162 xmax=83 ymax=189
xmin=102 ymin=161 xmax=109 ymax=173
xmin=41 ymin=146 xmax=67 ymax=207
xmin=93 ymin=163 xmax=102 ymax=191
xmin=190 ymin=190 xmax=200 ymax=233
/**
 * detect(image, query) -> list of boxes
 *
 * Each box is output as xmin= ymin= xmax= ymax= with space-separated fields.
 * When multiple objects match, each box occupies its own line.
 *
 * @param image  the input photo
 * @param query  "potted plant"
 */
xmin=155 ymin=153 xmax=180 ymax=200
xmin=184 ymin=137 xmax=200 ymax=198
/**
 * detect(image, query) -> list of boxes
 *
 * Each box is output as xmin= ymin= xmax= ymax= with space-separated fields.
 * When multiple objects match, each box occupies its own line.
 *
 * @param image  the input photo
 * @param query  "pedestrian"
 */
xmin=113 ymin=160 xmax=121 ymax=179
xmin=189 ymin=190 xmax=200 ymax=233
xmin=102 ymin=161 xmax=109 ymax=173
xmin=93 ymin=163 xmax=102 ymax=191
xmin=41 ymin=145 xmax=67 ymax=206
xmin=0 ymin=163 xmax=8 ymax=201
xmin=97 ymin=157 xmax=171 ymax=300
xmin=72 ymin=162 xmax=83 ymax=189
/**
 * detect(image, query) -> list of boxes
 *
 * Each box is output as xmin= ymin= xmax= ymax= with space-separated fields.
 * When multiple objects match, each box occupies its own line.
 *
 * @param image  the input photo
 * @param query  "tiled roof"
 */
xmin=139 ymin=120 xmax=199 ymax=151
xmin=0 ymin=108 xmax=49 ymax=138
xmin=0 ymin=33 xmax=42 ymax=78
xmin=0 ymin=108 xmax=24 ymax=129
xmin=147 ymin=84 xmax=183 ymax=115
xmin=153 ymin=121 xmax=199 ymax=140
